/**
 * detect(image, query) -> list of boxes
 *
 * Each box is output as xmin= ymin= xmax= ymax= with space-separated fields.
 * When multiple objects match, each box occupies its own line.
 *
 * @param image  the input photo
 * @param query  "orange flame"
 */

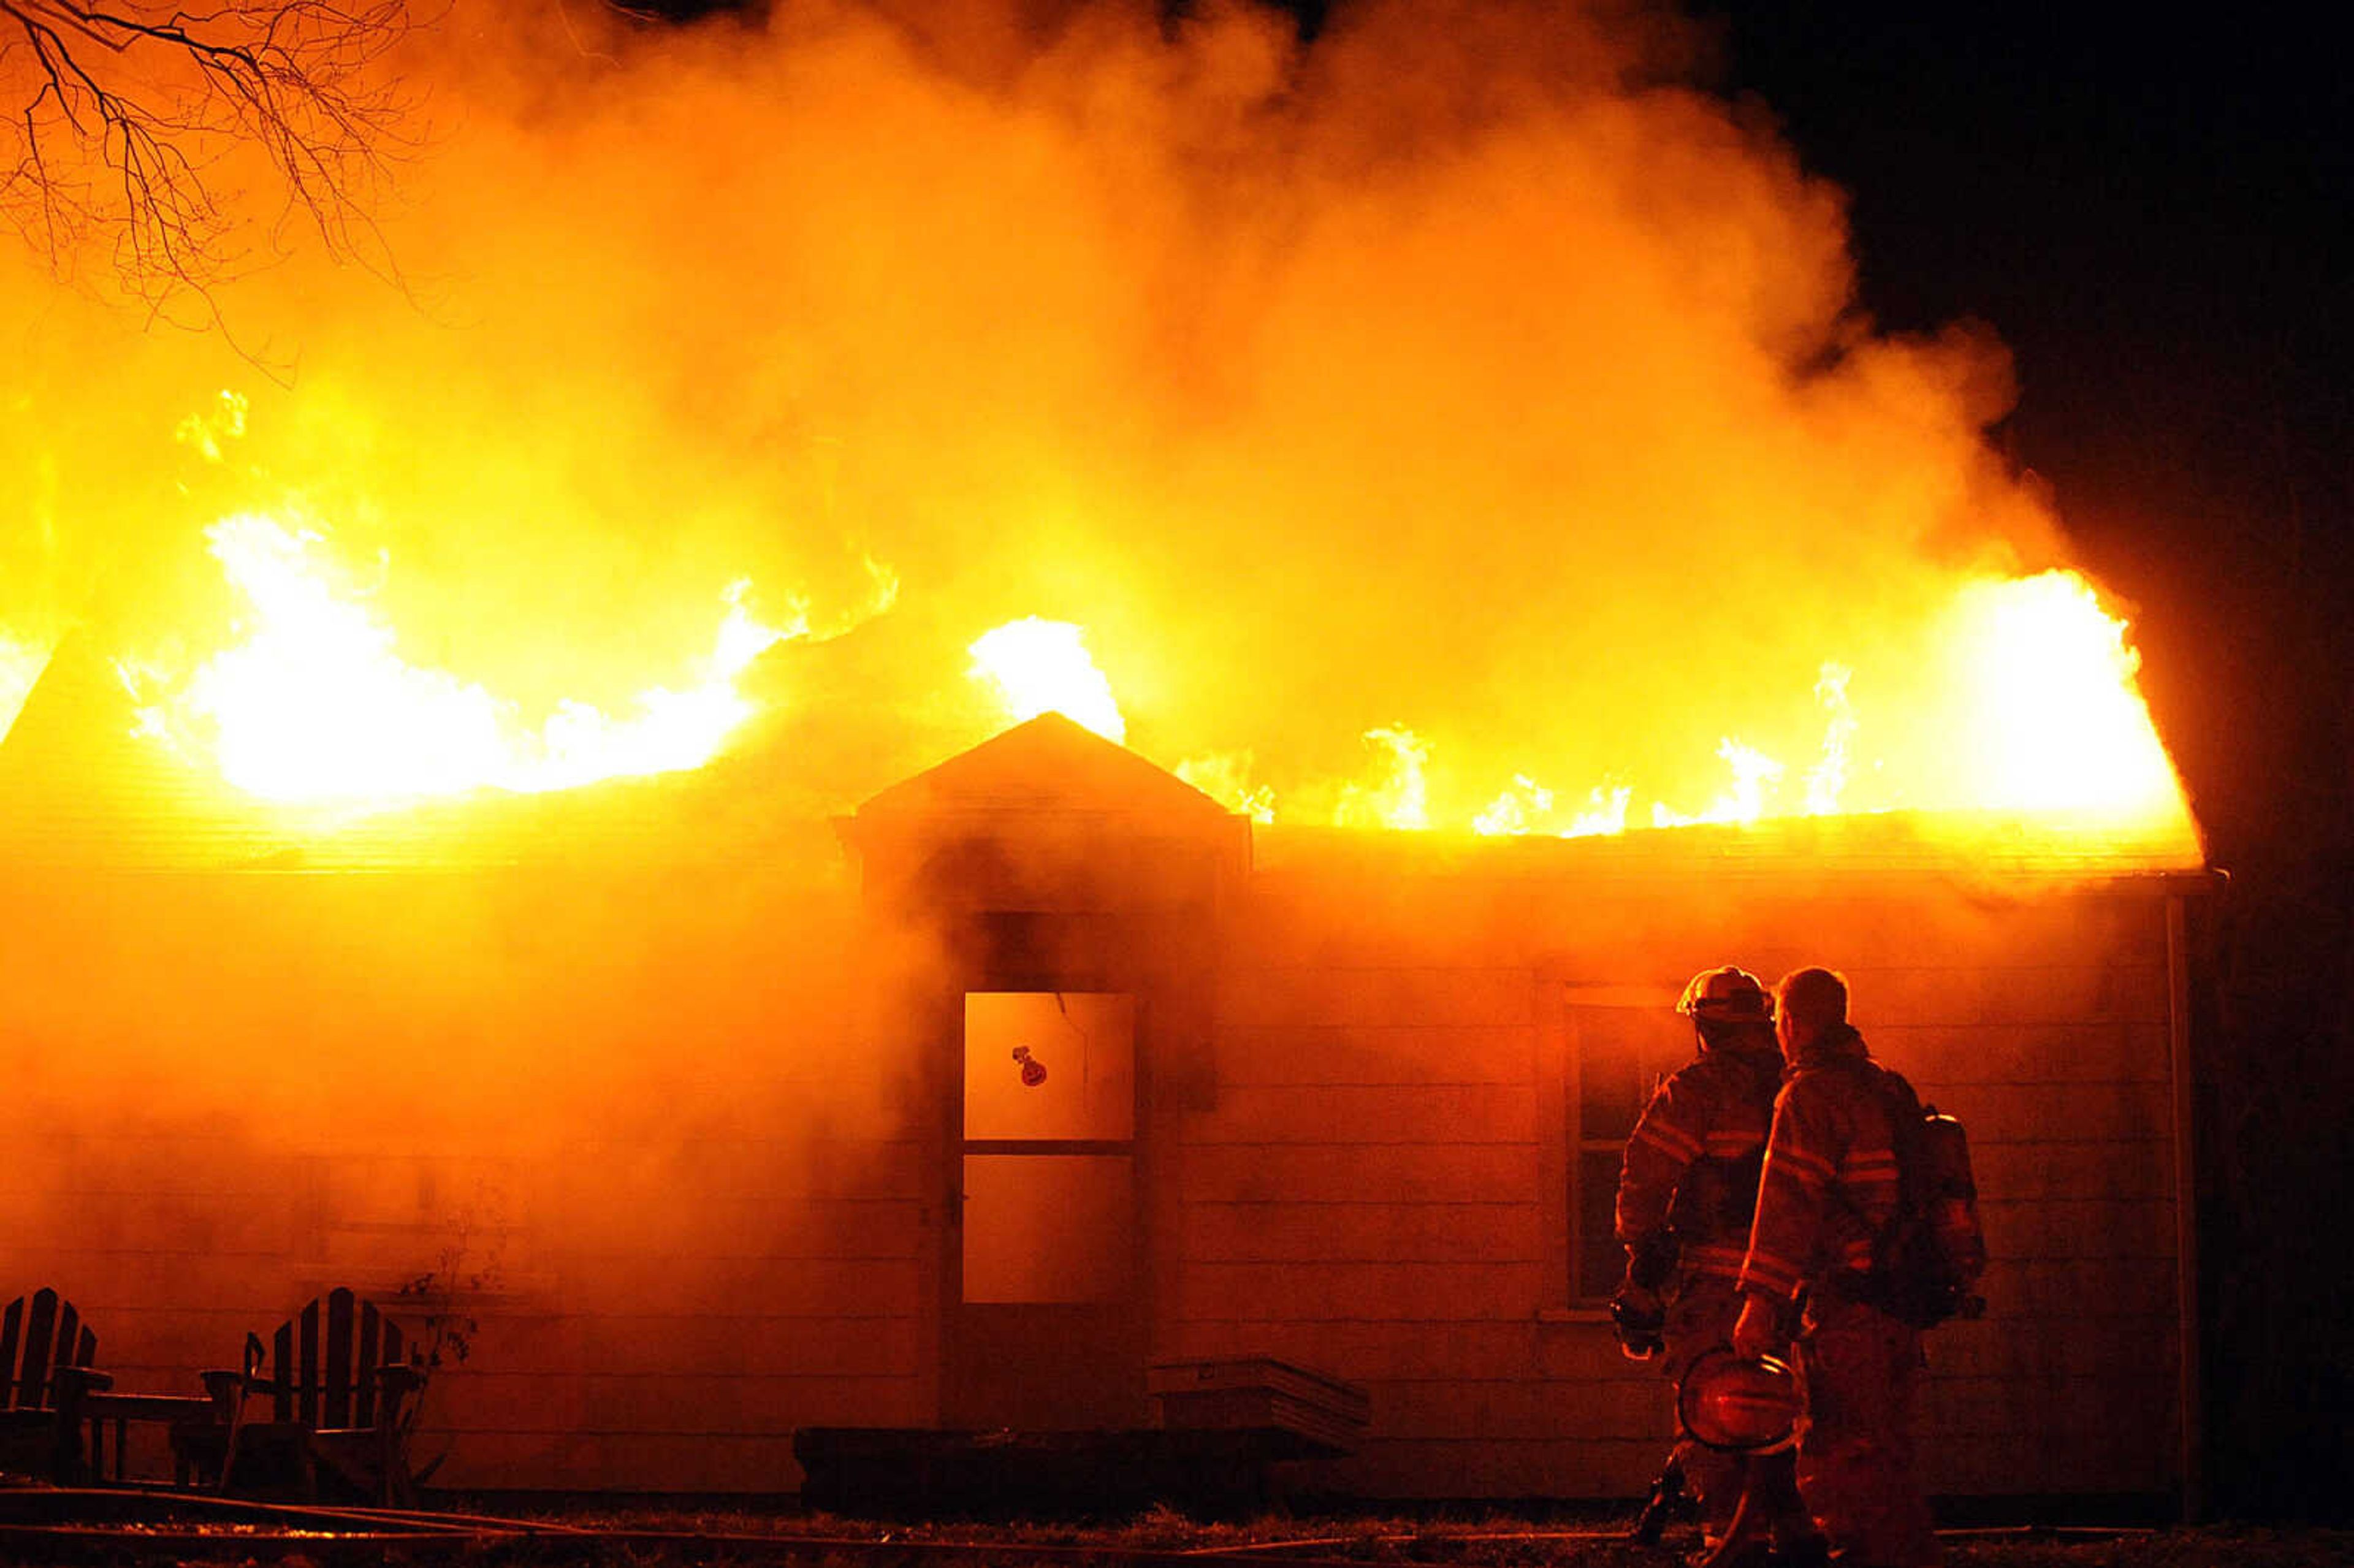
xmin=967 ymin=617 xmax=1126 ymax=742
xmin=143 ymin=516 xmax=802 ymax=807
xmin=1162 ymin=569 xmax=2191 ymax=854
xmin=91 ymin=510 xmax=2191 ymax=866
xmin=1938 ymin=569 xmax=2185 ymax=817
xmin=0 ymin=633 xmax=46 ymax=744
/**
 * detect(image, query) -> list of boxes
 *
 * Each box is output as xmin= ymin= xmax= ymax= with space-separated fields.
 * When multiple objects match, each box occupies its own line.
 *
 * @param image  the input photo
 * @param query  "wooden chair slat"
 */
xmin=1 ymin=1296 xmax=25 ymax=1409
xmin=354 ymin=1304 xmax=381 ymax=1430
xmin=272 ymin=1323 xmax=295 ymax=1423
xmin=297 ymin=1301 xmax=321 ymax=1428
xmin=19 ymin=1290 xmax=58 ymax=1410
xmin=322 ymin=1290 xmax=354 ymax=1429
xmin=51 ymin=1302 xmax=80 ymax=1378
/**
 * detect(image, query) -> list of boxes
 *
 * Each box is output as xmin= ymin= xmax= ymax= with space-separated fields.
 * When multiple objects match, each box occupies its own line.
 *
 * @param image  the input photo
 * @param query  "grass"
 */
xmin=431 ymin=1501 xmax=2354 ymax=1568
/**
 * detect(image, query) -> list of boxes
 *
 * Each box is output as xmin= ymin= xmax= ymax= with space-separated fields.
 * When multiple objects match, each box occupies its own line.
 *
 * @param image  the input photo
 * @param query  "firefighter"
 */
xmin=1615 ymin=965 xmax=1817 ymax=1564
xmin=1734 ymin=968 xmax=1941 ymax=1568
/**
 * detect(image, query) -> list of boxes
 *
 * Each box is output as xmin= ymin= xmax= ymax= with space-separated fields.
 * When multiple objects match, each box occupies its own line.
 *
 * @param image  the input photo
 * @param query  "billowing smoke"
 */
xmin=3 ymin=0 xmax=2071 ymax=823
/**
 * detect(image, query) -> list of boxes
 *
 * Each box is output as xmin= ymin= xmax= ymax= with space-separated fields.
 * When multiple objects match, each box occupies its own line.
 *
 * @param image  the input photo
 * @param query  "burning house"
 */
xmin=0 ymin=615 xmax=2212 ymax=1506
xmin=0 ymin=0 xmax=2219 ymax=1520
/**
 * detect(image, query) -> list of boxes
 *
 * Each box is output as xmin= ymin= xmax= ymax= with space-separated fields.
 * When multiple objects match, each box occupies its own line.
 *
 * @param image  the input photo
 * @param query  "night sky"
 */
xmin=1705 ymin=1 xmax=2350 ymax=869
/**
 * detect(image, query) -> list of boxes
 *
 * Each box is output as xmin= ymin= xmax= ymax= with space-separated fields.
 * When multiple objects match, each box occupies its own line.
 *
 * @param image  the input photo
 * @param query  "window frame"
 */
xmin=1538 ymin=980 xmax=1686 ymax=1318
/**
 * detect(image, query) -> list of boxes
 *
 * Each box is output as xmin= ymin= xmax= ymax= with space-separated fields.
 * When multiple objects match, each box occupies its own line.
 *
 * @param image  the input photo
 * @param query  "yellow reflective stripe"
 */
xmin=1766 ymin=1144 xmax=1835 ymax=1189
xmin=1634 ymin=1121 xmax=1704 ymax=1160
xmin=1684 ymin=1243 xmax=1749 ymax=1273
xmin=1739 ymin=1252 xmax=1805 ymax=1299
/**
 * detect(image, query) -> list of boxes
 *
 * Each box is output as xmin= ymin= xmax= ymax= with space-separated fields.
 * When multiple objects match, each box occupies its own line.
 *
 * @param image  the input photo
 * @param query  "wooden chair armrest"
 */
xmin=197 ymin=1369 xmax=253 ymax=1410
xmin=51 ymin=1366 xmax=113 ymax=1399
xmin=374 ymin=1363 xmax=424 ymax=1434
xmin=81 ymin=1390 xmax=219 ymax=1421
xmin=377 ymin=1364 xmax=424 ymax=1395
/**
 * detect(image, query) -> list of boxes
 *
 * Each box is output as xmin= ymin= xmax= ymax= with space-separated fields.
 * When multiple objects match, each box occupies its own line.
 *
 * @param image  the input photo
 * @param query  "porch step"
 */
xmin=1148 ymin=1358 xmax=1372 ymax=1454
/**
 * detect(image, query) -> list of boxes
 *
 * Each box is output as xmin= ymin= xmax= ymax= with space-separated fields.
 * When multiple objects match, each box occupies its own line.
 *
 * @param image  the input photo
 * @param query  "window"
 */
xmin=1541 ymin=984 xmax=1691 ymax=1309
xmin=960 ymin=992 xmax=1137 ymax=1304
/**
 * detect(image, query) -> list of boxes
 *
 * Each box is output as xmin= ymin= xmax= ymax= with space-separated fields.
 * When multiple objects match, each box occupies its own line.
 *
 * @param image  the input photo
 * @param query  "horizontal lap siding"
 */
xmin=1178 ymin=878 xmax=2187 ymax=1501
xmin=1182 ymin=963 xmax=1549 ymax=1434
xmin=6 ymin=859 xmax=2195 ymax=1499
xmin=1186 ymin=1144 xmax=1539 ymax=1204
xmin=1845 ymin=919 xmax=2182 ymax=1496
xmin=7 ymin=1151 xmax=924 ymax=1492
xmin=1181 ymin=954 xmax=1581 ymax=1491
xmin=425 ymin=1130 xmax=930 ymax=1490
xmin=1 ymin=858 xmax=918 ymax=1496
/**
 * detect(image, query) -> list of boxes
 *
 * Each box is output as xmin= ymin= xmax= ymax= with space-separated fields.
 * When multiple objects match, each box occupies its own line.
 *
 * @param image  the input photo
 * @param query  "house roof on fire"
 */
xmin=0 ymin=631 xmax=812 ymax=873
xmin=0 ymin=637 xmax=2200 ymax=884
xmin=0 ymin=631 xmax=293 ymax=870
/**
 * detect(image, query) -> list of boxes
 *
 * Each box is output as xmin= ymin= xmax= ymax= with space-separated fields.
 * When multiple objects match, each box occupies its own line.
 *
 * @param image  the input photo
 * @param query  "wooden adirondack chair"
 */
xmin=170 ymin=1288 xmax=422 ymax=1505
xmin=0 ymin=1288 xmax=101 ymax=1481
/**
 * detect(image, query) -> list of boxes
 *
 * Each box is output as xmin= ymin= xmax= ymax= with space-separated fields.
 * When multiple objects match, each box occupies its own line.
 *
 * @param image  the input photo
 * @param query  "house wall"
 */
xmin=1165 ymin=839 xmax=2189 ymax=1501
xmin=0 ymin=829 xmax=2197 ymax=1502
xmin=0 ymin=863 xmax=920 ymax=1493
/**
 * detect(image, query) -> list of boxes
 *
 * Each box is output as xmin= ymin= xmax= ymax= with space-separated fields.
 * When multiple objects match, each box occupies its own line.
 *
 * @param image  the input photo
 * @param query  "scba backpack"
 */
xmin=1863 ymin=1065 xmax=1989 ymax=1328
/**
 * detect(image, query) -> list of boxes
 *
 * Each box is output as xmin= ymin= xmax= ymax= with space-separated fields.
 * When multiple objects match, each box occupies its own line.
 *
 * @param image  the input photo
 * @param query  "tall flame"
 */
xmin=150 ymin=516 xmax=800 ymax=806
xmin=0 ymin=633 xmax=45 ymax=745
xmin=91 ymin=513 xmax=2190 ymax=863
xmin=1168 ymin=570 xmax=2192 ymax=851
xmin=1941 ymin=569 xmax=2185 ymax=817
xmin=967 ymin=618 xmax=1126 ymax=742
xmin=1338 ymin=726 xmax=1433 ymax=831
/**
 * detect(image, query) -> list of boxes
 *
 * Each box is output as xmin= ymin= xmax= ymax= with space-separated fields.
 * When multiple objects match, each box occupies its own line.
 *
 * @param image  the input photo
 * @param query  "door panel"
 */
xmin=961 ymin=1154 xmax=1135 ymax=1303
xmin=942 ymin=990 xmax=1146 ymax=1429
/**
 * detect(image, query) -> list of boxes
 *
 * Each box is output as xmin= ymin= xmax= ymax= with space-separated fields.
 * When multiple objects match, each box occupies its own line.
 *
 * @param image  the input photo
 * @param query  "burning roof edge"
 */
xmin=1252 ymin=810 xmax=2213 ymax=891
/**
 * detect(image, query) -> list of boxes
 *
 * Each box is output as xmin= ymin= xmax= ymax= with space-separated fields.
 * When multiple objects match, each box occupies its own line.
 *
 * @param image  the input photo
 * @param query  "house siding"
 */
xmin=1162 ymin=854 xmax=2190 ymax=1500
xmin=0 ymin=827 xmax=2200 ymax=1501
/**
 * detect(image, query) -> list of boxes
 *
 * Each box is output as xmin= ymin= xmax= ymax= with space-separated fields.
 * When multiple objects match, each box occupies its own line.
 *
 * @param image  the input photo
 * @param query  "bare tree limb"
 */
xmin=1 ymin=0 xmax=421 ymax=331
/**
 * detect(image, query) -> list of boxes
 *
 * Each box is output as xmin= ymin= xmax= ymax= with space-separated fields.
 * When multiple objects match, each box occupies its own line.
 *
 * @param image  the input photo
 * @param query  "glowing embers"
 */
xmin=156 ymin=516 xmax=798 ymax=806
xmin=967 ymin=617 xmax=1125 ymax=743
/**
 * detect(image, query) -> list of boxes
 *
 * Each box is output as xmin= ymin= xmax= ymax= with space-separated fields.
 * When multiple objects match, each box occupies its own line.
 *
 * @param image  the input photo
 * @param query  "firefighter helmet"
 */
xmin=1677 ymin=965 xmax=1773 ymax=1024
xmin=1677 ymin=1347 xmax=1802 ymax=1452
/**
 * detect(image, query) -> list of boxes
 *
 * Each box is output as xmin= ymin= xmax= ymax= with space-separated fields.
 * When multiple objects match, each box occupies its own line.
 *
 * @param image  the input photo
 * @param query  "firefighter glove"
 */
xmin=1626 ymin=1233 xmax=1677 ymax=1293
xmin=1612 ymin=1283 xmax=1667 ymax=1360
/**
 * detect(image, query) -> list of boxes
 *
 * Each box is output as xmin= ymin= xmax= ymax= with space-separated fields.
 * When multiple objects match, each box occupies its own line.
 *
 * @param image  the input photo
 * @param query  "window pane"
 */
xmin=1577 ymin=1010 xmax=1689 ymax=1143
xmin=965 ymin=992 xmax=1135 ymax=1141
xmin=1577 ymin=1147 xmax=1626 ymax=1299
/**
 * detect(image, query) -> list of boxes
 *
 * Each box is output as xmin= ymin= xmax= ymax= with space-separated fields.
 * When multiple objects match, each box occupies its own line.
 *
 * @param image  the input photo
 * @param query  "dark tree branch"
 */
xmin=1 ymin=0 xmax=419 ymax=328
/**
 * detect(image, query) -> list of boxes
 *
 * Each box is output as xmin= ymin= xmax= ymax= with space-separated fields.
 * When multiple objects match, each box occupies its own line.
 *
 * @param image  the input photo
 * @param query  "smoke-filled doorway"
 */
xmin=944 ymin=991 xmax=1144 ymax=1429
